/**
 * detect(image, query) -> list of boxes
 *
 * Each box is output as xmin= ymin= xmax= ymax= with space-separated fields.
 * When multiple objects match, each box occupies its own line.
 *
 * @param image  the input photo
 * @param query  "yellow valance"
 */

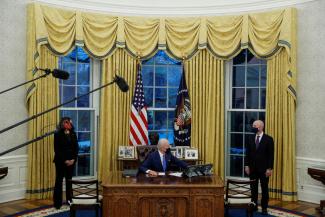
xmin=30 ymin=3 xmax=295 ymax=61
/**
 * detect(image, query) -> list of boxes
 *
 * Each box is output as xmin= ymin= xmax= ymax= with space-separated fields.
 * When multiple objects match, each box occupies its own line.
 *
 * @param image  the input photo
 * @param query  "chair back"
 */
xmin=225 ymin=179 xmax=256 ymax=202
xmin=136 ymin=145 xmax=157 ymax=163
xmin=69 ymin=179 xmax=100 ymax=203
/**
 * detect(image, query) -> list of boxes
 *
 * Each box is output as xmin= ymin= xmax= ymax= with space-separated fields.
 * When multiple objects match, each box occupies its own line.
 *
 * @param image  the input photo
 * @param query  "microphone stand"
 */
xmin=0 ymin=78 xmax=120 ymax=156
xmin=0 ymin=130 xmax=56 ymax=156
xmin=0 ymin=80 xmax=115 ymax=135
xmin=0 ymin=69 xmax=51 ymax=95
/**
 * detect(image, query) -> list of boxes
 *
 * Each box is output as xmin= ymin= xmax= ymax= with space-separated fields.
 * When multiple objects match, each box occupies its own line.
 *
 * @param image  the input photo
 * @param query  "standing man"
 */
xmin=245 ymin=120 xmax=274 ymax=215
xmin=139 ymin=138 xmax=187 ymax=176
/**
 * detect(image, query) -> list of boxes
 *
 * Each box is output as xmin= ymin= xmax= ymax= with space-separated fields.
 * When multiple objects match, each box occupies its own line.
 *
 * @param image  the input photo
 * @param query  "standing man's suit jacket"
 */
xmin=245 ymin=133 xmax=274 ymax=173
xmin=139 ymin=150 xmax=187 ymax=173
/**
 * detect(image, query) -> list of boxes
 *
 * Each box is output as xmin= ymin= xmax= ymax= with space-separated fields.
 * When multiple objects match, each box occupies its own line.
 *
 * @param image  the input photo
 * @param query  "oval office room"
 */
xmin=0 ymin=0 xmax=325 ymax=217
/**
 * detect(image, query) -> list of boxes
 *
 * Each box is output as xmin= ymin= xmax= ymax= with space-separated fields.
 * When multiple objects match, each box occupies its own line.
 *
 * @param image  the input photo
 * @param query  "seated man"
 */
xmin=139 ymin=138 xmax=187 ymax=176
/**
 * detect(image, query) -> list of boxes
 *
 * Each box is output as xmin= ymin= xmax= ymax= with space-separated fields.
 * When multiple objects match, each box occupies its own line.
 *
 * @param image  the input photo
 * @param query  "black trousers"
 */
xmin=53 ymin=162 xmax=74 ymax=207
xmin=250 ymin=171 xmax=269 ymax=210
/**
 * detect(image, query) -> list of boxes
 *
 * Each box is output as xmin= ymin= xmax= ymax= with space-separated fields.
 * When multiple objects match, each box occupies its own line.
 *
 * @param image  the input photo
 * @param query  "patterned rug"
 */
xmin=5 ymin=205 xmax=315 ymax=217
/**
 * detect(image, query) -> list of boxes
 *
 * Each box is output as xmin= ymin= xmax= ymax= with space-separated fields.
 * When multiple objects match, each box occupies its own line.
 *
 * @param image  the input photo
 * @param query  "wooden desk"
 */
xmin=102 ymin=172 xmax=224 ymax=217
xmin=308 ymin=167 xmax=325 ymax=217
xmin=118 ymin=158 xmax=198 ymax=170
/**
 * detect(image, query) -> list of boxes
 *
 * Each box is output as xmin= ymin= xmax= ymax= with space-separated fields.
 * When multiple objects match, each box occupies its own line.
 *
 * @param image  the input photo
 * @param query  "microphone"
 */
xmin=38 ymin=68 xmax=70 ymax=80
xmin=114 ymin=75 xmax=129 ymax=92
xmin=52 ymin=69 xmax=70 ymax=80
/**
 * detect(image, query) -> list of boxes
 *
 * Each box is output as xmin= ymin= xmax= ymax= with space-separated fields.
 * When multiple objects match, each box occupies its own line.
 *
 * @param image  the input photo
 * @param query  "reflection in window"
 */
xmin=59 ymin=47 xmax=94 ymax=177
xmin=142 ymin=51 xmax=182 ymax=144
xmin=227 ymin=49 xmax=267 ymax=177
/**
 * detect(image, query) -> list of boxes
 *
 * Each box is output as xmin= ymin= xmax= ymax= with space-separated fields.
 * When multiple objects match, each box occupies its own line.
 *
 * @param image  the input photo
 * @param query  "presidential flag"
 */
xmin=174 ymin=67 xmax=191 ymax=146
xmin=129 ymin=64 xmax=149 ymax=146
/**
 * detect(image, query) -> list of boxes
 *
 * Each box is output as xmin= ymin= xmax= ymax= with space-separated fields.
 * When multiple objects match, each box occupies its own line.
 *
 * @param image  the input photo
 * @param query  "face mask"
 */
xmin=251 ymin=127 xmax=258 ymax=134
xmin=63 ymin=120 xmax=72 ymax=130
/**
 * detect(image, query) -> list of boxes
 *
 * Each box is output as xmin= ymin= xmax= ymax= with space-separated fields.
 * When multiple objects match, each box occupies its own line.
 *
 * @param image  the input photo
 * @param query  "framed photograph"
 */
xmin=124 ymin=146 xmax=135 ymax=159
xmin=118 ymin=146 xmax=125 ymax=158
xmin=175 ymin=147 xmax=184 ymax=159
xmin=171 ymin=150 xmax=177 ymax=157
xmin=185 ymin=148 xmax=198 ymax=160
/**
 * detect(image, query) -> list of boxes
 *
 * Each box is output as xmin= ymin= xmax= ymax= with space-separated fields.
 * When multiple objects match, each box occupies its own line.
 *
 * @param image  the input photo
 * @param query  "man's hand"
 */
xmin=244 ymin=166 xmax=250 ymax=175
xmin=265 ymin=169 xmax=272 ymax=177
xmin=148 ymin=170 xmax=158 ymax=177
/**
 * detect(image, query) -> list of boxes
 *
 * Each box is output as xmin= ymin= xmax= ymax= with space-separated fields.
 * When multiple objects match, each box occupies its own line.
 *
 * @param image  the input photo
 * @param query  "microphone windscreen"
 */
xmin=114 ymin=75 xmax=129 ymax=92
xmin=52 ymin=69 xmax=70 ymax=80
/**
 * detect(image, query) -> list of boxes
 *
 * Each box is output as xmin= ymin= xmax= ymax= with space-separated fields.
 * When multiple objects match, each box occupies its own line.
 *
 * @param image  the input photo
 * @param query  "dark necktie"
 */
xmin=162 ymin=154 xmax=167 ymax=171
xmin=255 ymin=135 xmax=260 ymax=149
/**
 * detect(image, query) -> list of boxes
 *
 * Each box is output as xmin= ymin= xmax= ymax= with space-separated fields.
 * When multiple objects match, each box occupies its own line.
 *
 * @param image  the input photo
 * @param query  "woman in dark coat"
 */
xmin=53 ymin=117 xmax=79 ymax=209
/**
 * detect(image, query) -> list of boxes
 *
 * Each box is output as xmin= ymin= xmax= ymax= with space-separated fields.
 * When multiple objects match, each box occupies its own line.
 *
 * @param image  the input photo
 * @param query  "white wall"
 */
xmin=0 ymin=0 xmax=324 ymax=203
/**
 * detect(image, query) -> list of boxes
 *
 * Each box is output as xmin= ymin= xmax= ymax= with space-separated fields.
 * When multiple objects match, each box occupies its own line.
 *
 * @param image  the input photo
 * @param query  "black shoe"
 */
xmin=261 ymin=209 xmax=268 ymax=215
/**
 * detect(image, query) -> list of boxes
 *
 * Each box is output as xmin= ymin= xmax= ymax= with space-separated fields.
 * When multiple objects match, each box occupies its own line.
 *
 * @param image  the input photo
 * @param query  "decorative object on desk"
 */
xmin=118 ymin=146 xmax=125 ymax=158
xmin=184 ymin=148 xmax=198 ymax=160
xmin=124 ymin=146 xmax=136 ymax=159
xmin=183 ymin=164 xmax=213 ymax=178
xmin=136 ymin=145 xmax=157 ymax=162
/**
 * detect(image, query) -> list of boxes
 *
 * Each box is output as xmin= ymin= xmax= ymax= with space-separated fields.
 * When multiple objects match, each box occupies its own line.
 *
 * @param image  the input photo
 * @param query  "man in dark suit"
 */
xmin=139 ymin=138 xmax=187 ymax=176
xmin=245 ymin=120 xmax=274 ymax=215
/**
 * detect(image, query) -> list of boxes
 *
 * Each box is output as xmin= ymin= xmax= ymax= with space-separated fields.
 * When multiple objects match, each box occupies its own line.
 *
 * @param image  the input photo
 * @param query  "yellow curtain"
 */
xmin=98 ymin=49 xmax=138 ymax=180
xmin=30 ymin=3 xmax=295 ymax=61
xmin=266 ymin=48 xmax=297 ymax=201
xmin=185 ymin=50 xmax=225 ymax=178
xmin=26 ymin=46 xmax=58 ymax=199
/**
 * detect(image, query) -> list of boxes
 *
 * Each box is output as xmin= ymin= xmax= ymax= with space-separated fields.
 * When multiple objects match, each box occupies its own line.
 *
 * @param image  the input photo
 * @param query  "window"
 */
xmin=59 ymin=47 xmax=96 ymax=177
xmin=142 ymin=51 xmax=182 ymax=145
xmin=226 ymin=49 xmax=267 ymax=177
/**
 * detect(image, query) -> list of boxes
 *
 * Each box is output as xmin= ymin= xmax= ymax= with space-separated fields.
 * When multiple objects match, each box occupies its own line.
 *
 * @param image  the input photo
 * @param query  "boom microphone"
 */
xmin=52 ymin=69 xmax=70 ymax=80
xmin=114 ymin=75 xmax=129 ymax=92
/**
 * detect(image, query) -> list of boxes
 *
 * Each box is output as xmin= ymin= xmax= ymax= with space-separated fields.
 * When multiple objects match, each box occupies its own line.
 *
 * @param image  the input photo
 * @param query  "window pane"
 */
xmin=62 ymin=86 xmax=76 ymax=107
xmin=168 ymin=88 xmax=178 ymax=108
xmin=261 ymin=65 xmax=267 ymax=87
xmin=246 ymin=88 xmax=259 ymax=109
xmin=77 ymin=86 xmax=90 ymax=107
xmin=78 ymin=110 xmax=91 ymax=131
xmin=77 ymin=154 xmax=90 ymax=176
xmin=78 ymin=132 xmax=91 ymax=153
xmin=154 ymin=111 xmax=167 ymax=130
xmin=168 ymin=111 xmax=175 ymax=130
xmin=244 ymin=112 xmax=258 ymax=132
xmin=166 ymin=131 xmax=174 ymax=145
xmin=155 ymin=88 xmax=167 ymax=108
xmin=258 ymin=112 xmax=265 ymax=123
xmin=233 ymin=66 xmax=245 ymax=87
xmin=147 ymin=110 xmax=154 ymax=130
xmin=247 ymin=51 xmax=260 ymax=64
xmin=230 ymin=133 xmax=243 ymax=154
xmin=260 ymin=88 xmax=266 ymax=109
xmin=155 ymin=66 xmax=167 ymax=86
xmin=155 ymin=50 xmax=180 ymax=65
xmin=232 ymin=88 xmax=245 ymax=108
xmin=233 ymin=50 xmax=246 ymax=65
xmin=230 ymin=111 xmax=243 ymax=132
xmin=62 ymin=63 xmax=76 ymax=85
xmin=77 ymin=63 xmax=90 ymax=85
xmin=168 ymin=66 xmax=182 ymax=87
xmin=142 ymin=66 xmax=154 ymax=86
xmin=230 ymin=155 xmax=243 ymax=176
xmin=144 ymin=87 xmax=153 ymax=107
xmin=247 ymin=66 xmax=259 ymax=87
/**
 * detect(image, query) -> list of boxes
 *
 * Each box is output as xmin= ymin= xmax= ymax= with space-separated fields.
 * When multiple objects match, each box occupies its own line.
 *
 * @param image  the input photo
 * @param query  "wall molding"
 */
xmin=35 ymin=0 xmax=319 ymax=16
xmin=0 ymin=155 xmax=27 ymax=203
xmin=296 ymin=156 xmax=325 ymax=204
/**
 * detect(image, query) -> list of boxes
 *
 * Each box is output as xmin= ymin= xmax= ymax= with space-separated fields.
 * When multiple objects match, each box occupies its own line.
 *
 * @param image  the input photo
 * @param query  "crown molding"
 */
xmin=34 ymin=0 xmax=319 ymax=16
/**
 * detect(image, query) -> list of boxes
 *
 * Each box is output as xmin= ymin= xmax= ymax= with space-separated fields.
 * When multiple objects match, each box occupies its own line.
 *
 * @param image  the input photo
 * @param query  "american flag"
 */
xmin=129 ymin=65 xmax=148 ymax=146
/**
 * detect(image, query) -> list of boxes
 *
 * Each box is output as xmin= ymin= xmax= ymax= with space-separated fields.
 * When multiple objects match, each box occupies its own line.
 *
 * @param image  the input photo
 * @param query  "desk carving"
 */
xmin=102 ymin=172 xmax=224 ymax=217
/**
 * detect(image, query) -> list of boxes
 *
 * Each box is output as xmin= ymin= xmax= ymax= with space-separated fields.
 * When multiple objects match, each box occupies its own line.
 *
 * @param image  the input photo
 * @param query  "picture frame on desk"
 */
xmin=124 ymin=146 xmax=136 ymax=159
xmin=171 ymin=150 xmax=177 ymax=157
xmin=118 ymin=146 xmax=125 ymax=158
xmin=175 ymin=147 xmax=183 ymax=158
xmin=185 ymin=148 xmax=198 ymax=160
